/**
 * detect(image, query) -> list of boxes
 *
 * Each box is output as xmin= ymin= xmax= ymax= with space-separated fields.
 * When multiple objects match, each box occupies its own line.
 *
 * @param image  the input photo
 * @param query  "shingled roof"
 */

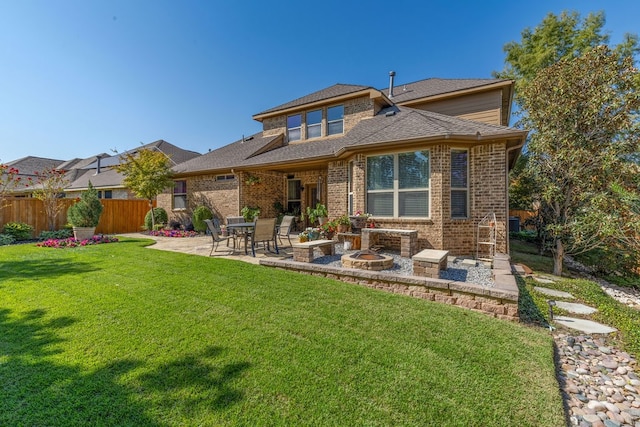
xmin=384 ymin=78 xmax=511 ymax=104
xmin=254 ymin=84 xmax=371 ymax=117
xmin=174 ymin=106 xmax=526 ymax=175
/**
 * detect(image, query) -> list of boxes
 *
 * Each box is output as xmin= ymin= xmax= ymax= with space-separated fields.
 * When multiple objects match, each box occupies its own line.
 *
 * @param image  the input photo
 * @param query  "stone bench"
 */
xmin=412 ymin=249 xmax=449 ymax=278
xmin=292 ymin=239 xmax=335 ymax=262
xmin=361 ymin=228 xmax=418 ymax=257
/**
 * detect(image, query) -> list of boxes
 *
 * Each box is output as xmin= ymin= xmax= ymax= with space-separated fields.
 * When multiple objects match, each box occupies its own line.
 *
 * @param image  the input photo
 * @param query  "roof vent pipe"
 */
xmin=388 ymin=71 xmax=396 ymax=98
xmin=94 ymin=156 xmax=101 ymax=175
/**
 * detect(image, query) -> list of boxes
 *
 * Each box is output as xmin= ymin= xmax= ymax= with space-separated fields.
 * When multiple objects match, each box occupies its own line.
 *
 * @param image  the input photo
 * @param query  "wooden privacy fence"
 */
xmin=0 ymin=198 xmax=156 ymax=237
xmin=509 ymin=209 xmax=536 ymax=229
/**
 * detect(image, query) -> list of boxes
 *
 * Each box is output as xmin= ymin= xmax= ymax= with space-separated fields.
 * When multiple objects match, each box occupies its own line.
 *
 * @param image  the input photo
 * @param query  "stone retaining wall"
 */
xmin=260 ymin=253 xmax=519 ymax=322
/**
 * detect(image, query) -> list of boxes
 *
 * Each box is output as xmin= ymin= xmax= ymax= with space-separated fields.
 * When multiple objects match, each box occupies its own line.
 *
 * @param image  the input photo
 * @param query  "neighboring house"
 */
xmin=65 ymin=140 xmax=201 ymax=199
xmin=161 ymin=74 xmax=528 ymax=255
xmin=5 ymin=140 xmax=200 ymax=200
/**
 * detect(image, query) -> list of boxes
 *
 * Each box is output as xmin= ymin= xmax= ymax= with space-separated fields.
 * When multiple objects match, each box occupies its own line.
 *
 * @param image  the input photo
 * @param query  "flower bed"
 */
xmin=36 ymin=235 xmax=119 ymax=248
xmin=149 ymin=229 xmax=199 ymax=238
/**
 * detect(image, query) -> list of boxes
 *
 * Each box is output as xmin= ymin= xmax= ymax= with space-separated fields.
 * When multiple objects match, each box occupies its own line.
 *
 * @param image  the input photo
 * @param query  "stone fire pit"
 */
xmin=341 ymin=250 xmax=394 ymax=271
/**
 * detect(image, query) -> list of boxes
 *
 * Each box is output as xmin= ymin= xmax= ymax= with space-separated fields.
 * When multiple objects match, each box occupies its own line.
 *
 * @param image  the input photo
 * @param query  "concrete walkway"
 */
xmin=117 ymin=232 xmax=295 ymax=265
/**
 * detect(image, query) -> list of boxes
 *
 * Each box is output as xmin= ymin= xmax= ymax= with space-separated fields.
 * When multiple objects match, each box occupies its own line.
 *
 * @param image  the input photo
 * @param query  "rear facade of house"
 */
xmin=160 ymin=74 xmax=527 ymax=255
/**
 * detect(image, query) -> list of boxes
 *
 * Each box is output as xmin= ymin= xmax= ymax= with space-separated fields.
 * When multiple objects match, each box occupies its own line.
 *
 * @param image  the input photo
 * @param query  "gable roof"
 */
xmin=384 ymin=78 xmax=512 ymax=104
xmin=174 ymin=106 xmax=527 ymax=175
xmin=254 ymin=84 xmax=372 ymax=117
xmin=6 ymin=156 xmax=65 ymax=176
xmin=82 ymin=140 xmax=201 ymax=169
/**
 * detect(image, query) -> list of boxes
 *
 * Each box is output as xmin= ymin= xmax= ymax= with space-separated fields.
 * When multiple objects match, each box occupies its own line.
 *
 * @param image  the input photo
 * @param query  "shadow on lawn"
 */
xmin=0 ymin=258 xmax=99 ymax=283
xmin=0 ymin=308 xmax=250 ymax=425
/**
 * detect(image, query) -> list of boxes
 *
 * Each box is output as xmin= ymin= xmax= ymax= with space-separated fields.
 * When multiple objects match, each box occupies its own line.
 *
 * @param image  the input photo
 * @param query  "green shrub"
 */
xmin=2 ymin=222 xmax=34 ymax=240
xmin=192 ymin=206 xmax=213 ymax=232
xmin=0 ymin=234 xmax=15 ymax=246
xmin=67 ymin=182 xmax=104 ymax=227
xmin=144 ymin=207 xmax=168 ymax=230
xmin=39 ymin=229 xmax=74 ymax=240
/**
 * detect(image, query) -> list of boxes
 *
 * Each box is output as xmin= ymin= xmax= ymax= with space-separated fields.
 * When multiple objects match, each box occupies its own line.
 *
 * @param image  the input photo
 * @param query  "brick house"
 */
xmin=161 ymin=74 xmax=527 ymax=255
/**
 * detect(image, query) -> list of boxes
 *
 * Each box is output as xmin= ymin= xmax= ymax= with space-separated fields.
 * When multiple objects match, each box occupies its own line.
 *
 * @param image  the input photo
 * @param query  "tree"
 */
xmin=0 ymin=164 xmax=21 ymax=209
xmin=31 ymin=168 xmax=69 ymax=231
xmin=520 ymin=46 xmax=640 ymax=276
xmin=494 ymin=10 xmax=639 ymax=114
xmin=115 ymin=148 xmax=175 ymax=230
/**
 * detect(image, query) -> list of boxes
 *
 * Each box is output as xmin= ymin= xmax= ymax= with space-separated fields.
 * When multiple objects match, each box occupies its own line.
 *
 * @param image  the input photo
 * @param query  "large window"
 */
xmin=327 ymin=105 xmax=344 ymax=135
xmin=307 ymin=109 xmax=322 ymax=139
xmin=366 ymin=151 xmax=430 ymax=217
xmin=451 ymin=149 xmax=468 ymax=218
xmin=287 ymin=114 xmax=302 ymax=142
xmin=173 ymin=180 xmax=187 ymax=210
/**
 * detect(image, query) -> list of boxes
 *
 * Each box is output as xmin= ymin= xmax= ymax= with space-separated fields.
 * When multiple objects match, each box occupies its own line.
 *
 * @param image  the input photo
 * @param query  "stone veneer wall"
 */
xmin=260 ymin=257 xmax=519 ymax=322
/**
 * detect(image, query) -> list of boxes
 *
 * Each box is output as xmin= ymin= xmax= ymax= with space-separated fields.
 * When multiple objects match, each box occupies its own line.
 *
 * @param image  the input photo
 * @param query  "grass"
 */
xmin=0 ymin=238 xmax=564 ymax=426
xmin=510 ymin=238 xmax=640 ymax=356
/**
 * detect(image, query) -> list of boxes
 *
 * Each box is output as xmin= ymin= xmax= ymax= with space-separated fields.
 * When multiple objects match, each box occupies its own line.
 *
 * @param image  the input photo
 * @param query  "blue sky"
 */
xmin=1 ymin=0 xmax=638 ymax=163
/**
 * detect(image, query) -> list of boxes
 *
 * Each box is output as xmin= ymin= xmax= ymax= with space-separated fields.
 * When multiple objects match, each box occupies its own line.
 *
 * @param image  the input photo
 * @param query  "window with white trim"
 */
xmin=173 ymin=180 xmax=187 ymax=210
xmin=327 ymin=105 xmax=344 ymax=135
xmin=451 ymin=149 xmax=469 ymax=218
xmin=366 ymin=150 xmax=430 ymax=217
xmin=287 ymin=114 xmax=302 ymax=142
xmin=307 ymin=109 xmax=322 ymax=139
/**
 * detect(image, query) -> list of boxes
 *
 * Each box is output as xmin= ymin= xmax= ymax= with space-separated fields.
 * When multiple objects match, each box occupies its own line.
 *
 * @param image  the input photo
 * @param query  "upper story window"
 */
xmin=451 ymin=149 xmax=469 ymax=218
xmin=366 ymin=150 xmax=430 ymax=217
xmin=307 ymin=109 xmax=322 ymax=139
xmin=327 ymin=105 xmax=344 ymax=135
xmin=173 ymin=180 xmax=187 ymax=210
xmin=287 ymin=114 xmax=302 ymax=142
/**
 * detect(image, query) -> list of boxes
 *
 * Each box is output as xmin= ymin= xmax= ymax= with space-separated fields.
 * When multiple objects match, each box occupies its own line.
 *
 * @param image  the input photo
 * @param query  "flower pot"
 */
xmin=349 ymin=216 xmax=367 ymax=231
xmin=308 ymin=231 xmax=320 ymax=241
xmin=337 ymin=224 xmax=349 ymax=233
xmin=73 ymin=226 xmax=96 ymax=241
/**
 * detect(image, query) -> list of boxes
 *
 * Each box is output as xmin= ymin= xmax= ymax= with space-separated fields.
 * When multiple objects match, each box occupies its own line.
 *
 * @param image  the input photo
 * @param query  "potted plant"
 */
xmin=335 ymin=215 xmax=351 ymax=233
xmin=67 ymin=182 xmax=104 ymax=240
xmin=241 ymin=205 xmax=261 ymax=222
xmin=305 ymin=203 xmax=328 ymax=226
xmin=349 ymin=210 xmax=370 ymax=231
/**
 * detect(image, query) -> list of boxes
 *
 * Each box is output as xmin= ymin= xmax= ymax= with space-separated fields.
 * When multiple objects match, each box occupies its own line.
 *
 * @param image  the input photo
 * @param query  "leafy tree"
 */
xmin=520 ymin=46 xmax=640 ymax=276
xmin=115 ymin=148 xmax=174 ymax=230
xmin=495 ymin=10 xmax=639 ymax=113
xmin=31 ymin=168 xmax=69 ymax=231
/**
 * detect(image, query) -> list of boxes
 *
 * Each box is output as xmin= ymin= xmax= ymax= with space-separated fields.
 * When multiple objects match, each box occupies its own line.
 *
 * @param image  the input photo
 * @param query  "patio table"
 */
xmin=227 ymin=222 xmax=255 ymax=254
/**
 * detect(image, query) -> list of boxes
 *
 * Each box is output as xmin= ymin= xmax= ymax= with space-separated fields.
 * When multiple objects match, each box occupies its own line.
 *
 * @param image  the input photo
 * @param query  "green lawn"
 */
xmin=0 ymin=238 xmax=564 ymax=426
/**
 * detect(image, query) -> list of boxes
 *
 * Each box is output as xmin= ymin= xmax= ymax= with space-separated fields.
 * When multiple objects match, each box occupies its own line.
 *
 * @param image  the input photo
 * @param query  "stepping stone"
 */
xmin=534 ymin=276 xmax=556 ymax=284
xmin=534 ymin=286 xmax=576 ymax=299
xmin=553 ymin=316 xmax=617 ymax=334
xmin=462 ymin=259 xmax=477 ymax=266
xmin=555 ymin=301 xmax=598 ymax=314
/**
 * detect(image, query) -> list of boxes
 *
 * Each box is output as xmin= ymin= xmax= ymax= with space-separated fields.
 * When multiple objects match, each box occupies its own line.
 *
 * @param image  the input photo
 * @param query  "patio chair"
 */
xmin=204 ymin=219 xmax=236 ymax=256
xmin=276 ymin=215 xmax=295 ymax=247
xmin=247 ymin=217 xmax=278 ymax=257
